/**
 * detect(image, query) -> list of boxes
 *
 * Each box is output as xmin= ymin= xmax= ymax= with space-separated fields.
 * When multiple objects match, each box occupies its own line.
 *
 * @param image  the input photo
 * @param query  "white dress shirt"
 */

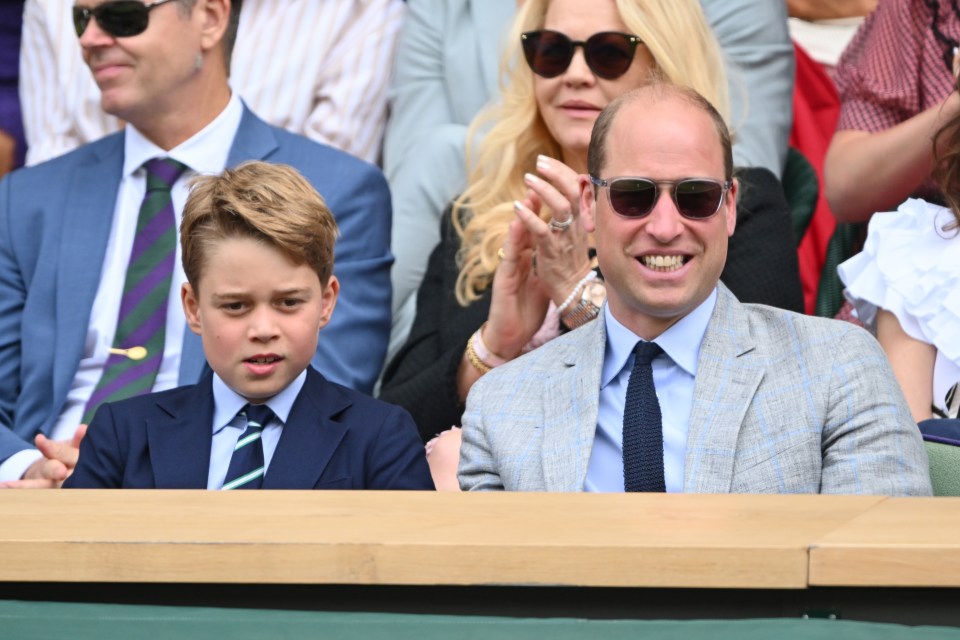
xmin=584 ymin=290 xmax=717 ymax=493
xmin=19 ymin=0 xmax=403 ymax=165
xmin=207 ymin=370 xmax=306 ymax=490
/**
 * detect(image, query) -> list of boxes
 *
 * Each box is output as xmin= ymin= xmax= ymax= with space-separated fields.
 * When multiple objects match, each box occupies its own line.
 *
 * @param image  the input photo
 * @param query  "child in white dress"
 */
xmin=840 ymin=198 xmax=960 ymax=421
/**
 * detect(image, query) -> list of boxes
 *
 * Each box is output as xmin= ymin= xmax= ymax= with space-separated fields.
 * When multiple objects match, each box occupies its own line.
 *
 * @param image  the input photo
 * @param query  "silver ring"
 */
xmin=548 ymin=216 xmax=573 ymax=232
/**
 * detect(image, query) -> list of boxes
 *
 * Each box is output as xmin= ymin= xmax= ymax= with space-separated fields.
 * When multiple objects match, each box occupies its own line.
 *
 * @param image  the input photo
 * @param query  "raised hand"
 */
xmin=513 ymin=155 xmax=593 ymax=305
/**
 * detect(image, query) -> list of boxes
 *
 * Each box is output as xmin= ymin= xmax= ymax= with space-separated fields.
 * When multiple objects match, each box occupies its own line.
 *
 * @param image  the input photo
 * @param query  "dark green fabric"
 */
xmin=925 ymin=440 xmax=960 ymax=496
xmin=815 ymin=222 xmax=865 ymax=317
xmin=782 ymin=147 xmax=819 ymax=247
xmin=3 ymin=600 xmax=960 ymax=640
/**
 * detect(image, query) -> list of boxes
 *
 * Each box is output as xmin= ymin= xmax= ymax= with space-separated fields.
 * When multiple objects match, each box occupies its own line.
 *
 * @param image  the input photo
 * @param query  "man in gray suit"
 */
xmin=459 ymin=84 xmax=931 ymax=495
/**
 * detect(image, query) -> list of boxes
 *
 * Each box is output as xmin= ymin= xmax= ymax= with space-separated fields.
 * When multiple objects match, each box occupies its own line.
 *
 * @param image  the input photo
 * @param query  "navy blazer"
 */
xmin=0 ymin=105 xmax=393 ymax=465
xmin=64 ymin=368 xmax=434 ymax=490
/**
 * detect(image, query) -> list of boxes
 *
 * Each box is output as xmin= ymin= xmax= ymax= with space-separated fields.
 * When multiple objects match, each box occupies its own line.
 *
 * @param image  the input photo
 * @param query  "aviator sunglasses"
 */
xmin=590 ymin=176 xmax=732 ymax=220
xmin=73 ymin=0 xmax=177 ymax=38
xmin=521 ymin=30 xmax=642 ymax=80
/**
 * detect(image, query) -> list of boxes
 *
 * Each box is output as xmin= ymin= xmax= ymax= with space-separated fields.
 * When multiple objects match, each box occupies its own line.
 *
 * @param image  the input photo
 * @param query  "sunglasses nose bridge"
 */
xmin=78 ymin=14 xmax=104 ymax=42
xmin=637 ymin=182 xmax=673 ymax=215
xmin=76 ymin=9 xmax=117 ymax=43
xmin=563 ymin=41 xmax=596 ymax=79
xmin=643 ymin=190 xmax=687 ymax=242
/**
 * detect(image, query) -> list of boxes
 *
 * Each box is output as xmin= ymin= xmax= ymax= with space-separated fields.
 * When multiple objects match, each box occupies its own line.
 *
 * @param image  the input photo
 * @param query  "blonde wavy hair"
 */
xmin=453 ymin=0 xmax=730 ymax=305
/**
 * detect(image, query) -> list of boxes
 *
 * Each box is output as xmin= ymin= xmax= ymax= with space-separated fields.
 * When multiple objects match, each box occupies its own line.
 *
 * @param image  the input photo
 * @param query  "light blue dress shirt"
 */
xmin=584 ymin=290 xmax=717 ymax=493
xmin=207 ymin=370 xmax=307 ymax=490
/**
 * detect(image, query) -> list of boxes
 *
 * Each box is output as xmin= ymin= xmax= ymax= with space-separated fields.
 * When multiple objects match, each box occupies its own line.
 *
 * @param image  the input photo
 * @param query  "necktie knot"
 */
xmin=143 ymin=157 xmax=188 ymax=192
xmin=242 ymin=403 xmax=275 ymax=430
xmin=632 ymin=341 xmax=663 ymax=366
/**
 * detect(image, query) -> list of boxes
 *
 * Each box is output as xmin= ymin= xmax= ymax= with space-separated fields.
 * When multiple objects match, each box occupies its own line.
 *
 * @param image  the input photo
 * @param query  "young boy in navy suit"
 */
xmin=66 ymin=162 xmax=433 ymax=490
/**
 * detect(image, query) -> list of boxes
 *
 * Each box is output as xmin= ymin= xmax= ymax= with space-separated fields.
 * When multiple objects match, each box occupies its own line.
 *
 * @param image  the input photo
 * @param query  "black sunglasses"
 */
xmin=73 ymin=0 xmax=178 ymax=38
xmin=521 ymin=30 xmax=642 ymax=80
xmin=590 ymin=176 xmax=732 ymax=220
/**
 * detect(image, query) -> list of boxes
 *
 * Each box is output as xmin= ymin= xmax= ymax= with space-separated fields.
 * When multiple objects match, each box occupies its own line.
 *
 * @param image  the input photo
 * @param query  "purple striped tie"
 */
xmin=83 ymin=158 xmax=188 ymax=424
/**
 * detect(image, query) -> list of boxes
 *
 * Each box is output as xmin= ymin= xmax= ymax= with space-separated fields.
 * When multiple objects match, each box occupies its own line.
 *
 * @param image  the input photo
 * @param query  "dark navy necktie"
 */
xmin=222 ymin=403 xmax=275 ymax=490
xmin=623 ymin=341 xmax=665 ymax=492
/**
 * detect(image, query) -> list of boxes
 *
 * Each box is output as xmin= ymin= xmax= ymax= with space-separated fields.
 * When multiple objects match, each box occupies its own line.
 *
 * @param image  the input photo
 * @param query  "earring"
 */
xmin=194 ymin=53 xmax=203 ymax=71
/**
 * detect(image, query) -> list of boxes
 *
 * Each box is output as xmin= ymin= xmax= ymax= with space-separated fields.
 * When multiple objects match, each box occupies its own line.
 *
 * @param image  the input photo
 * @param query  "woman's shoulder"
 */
xmin=840 ymin=199 xmax=960 ymax=344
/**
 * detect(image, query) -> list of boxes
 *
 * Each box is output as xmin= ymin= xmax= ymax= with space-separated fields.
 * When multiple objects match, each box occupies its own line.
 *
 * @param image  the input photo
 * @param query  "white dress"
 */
xmin=839 ymin=198 xmax=960 ymax=418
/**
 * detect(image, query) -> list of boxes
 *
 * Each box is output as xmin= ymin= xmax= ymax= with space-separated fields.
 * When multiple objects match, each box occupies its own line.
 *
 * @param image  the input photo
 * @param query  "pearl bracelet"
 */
xmin=556 ymin=270 xmax=598 ymax=315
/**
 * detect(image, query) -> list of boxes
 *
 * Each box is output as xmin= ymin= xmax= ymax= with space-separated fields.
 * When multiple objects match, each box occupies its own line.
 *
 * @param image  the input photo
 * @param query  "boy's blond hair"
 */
xmin=181 ymin=161 xmax=339 ymax=288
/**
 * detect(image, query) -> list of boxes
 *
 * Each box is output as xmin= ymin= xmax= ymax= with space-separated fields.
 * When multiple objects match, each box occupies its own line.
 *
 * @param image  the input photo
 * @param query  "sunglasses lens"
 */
xmin=522 ymin=31 xmax=572 ymax=78
xmin=608 ymin=179 xmax=657 ymax=218
xmin=72 ymin=9 xmax=91 ymax=37
xmin=98 ymin=1 xmax=151 ymax=37
xmin=675 ymin=180 xmax=724 ymax=219
xmin=585 ymin=33 xmax=636 ymax=79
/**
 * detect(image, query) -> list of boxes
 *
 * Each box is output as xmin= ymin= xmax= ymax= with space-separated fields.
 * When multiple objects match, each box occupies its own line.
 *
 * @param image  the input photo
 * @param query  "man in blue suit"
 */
xmin=0 ymin=0 xmax=392 ymax=486
xmin=64 ymin=162 xmax=431 ymax=490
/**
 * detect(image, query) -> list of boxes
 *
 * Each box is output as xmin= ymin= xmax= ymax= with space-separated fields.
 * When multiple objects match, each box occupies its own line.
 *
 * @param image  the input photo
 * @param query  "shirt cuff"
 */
xmin=0 ymin=449 xmax=44 ymax=482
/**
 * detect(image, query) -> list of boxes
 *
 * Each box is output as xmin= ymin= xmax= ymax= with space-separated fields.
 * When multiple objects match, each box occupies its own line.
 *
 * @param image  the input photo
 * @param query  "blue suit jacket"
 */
xmin=0 ymin=106 xmax=392 ymax=464
xmin=64 ymin=367 xmax=434 ymax=490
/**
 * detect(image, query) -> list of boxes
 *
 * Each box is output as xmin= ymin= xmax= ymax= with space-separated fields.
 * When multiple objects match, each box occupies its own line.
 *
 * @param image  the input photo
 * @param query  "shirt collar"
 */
xmin=122 ymin=91 xmax=244 ymax=178
xmin=601 ymin=288 xmax=718 ymax=388
xmin=211 ymin=368 xmax=308 ymax=435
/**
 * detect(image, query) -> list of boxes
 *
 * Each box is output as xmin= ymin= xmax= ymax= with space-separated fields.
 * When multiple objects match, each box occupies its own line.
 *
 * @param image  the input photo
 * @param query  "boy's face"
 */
xmin=181 ymin=236 xmax=338 ymax=403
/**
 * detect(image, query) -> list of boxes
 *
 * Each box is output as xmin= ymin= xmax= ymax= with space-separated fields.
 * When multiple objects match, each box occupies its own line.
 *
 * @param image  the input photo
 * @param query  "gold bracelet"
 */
xmin=465 ymin=332 xmax=492 ymax=375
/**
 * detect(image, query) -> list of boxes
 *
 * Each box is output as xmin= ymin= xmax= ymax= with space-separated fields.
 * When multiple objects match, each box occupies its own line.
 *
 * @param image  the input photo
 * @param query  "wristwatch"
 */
xmin=561 ymin=277 xmax=606 ymax=329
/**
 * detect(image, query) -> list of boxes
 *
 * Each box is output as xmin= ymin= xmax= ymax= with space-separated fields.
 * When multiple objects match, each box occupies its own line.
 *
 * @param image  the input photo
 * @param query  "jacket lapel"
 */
xmin=54 ymin=135 xmax=124 ymax=409
xmin=225 ymin=104 xmax=280 ymax=167
xmin=147 ymin=376 xmax=215 ymax=488
xmin=541 ymin=315 xmax=606 ymax=491
xmin=262 ymin=369 xmax=350 ymax=489
xmin=684 ymin=286 xmax=762 ymax=493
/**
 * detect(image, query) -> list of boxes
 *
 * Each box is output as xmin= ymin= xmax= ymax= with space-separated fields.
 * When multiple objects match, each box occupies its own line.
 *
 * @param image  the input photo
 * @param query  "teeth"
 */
xmin=250 ymin=357 xmax=277 ymax=364
xmin=642 ymin=255 xmax=685 ymax=271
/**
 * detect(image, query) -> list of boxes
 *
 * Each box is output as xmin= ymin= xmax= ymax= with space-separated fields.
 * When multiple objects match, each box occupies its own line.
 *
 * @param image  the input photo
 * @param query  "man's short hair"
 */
xmin=178 ymin=0 xmax=242 ymax=68
xmin=588 ymin=83 xmax=733 ymax=180
xmin=181 ymin=160 xmax=338 ymax=289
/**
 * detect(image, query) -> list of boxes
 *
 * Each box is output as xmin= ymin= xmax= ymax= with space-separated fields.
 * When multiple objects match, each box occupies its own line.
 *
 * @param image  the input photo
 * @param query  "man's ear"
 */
xmin=579 ymin=174 xmax=598 ymax=233
xmin=181 ymin=283 xmax=202 ymax=336
xmin=198 ymin=0 xmax=231 ymax=54
xmin=317 ymin=275 xmax=339 ymax=332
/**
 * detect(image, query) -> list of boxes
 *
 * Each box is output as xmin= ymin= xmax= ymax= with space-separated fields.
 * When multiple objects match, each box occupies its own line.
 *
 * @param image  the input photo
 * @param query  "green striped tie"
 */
xmin=222 ymin=404 xmax=275 ymax=490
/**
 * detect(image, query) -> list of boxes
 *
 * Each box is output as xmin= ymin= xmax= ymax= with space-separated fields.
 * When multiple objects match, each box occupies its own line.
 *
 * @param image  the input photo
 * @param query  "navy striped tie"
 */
xmin=222 ymin=404 xmax=275 ymax=490
xmin=623 ymin=341 xmax=665 ymax=492
xmin=83 ymin=158 xmax=187 ymax=423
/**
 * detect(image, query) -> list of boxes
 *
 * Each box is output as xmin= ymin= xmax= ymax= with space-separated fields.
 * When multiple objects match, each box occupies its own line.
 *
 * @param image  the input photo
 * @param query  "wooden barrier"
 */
xmin=2 ymin=491 xmax=959 ymax=625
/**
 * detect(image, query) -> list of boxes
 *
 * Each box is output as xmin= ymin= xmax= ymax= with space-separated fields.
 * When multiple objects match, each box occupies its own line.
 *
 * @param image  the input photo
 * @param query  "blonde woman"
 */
xmin=380 ymin=0 xmax=801 ymax=474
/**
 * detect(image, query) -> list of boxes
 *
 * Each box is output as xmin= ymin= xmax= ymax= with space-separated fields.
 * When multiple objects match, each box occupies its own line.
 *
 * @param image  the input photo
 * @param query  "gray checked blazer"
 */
xmin=459 ymin=285 xmax=931 ymax=495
